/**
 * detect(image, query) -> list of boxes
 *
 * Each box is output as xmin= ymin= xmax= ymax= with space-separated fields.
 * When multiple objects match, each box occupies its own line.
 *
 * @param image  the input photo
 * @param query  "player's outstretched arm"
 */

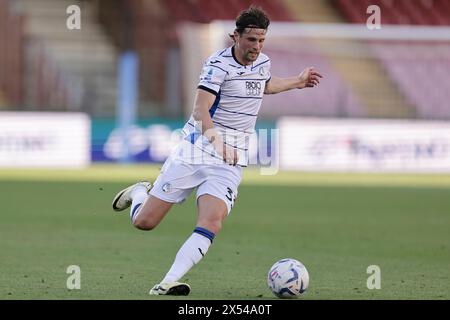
xmin=264 ymin=67 xmax=323 ymax=94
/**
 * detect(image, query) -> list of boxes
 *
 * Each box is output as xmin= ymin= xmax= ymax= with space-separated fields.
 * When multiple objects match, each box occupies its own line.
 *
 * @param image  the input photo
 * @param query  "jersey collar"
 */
xmin=231 ymin=46 xmax=251 ymax=68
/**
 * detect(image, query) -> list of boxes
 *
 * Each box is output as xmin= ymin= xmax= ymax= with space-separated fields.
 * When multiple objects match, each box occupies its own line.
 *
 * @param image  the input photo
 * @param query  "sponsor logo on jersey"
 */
xmin=246 ymin=81 xmax=262 ymax=96
xmin=203 ymin=68 xmax=214 ymax=81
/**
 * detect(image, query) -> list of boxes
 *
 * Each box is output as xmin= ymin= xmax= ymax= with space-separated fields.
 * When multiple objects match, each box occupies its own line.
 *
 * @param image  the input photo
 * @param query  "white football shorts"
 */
xmin=149 ymin=141 xmax=243 ymax=214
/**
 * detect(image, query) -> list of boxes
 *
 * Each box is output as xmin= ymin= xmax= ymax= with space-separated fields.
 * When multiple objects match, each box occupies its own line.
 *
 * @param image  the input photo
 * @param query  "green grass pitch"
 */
xmin=1 ymin=165 xmax=449 ymax=299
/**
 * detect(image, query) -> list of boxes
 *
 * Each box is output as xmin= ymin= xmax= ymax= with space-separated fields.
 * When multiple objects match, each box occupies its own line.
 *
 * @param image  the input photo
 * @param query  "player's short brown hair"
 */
xmin=234 ymin=6 xmax=270 ymax=35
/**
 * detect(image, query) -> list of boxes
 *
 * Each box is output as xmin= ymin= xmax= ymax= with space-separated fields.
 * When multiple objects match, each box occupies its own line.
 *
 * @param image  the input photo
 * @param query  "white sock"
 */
xmin=161 ymin=227 xmax=215 ymax=283
xmin=130 ymin=186 xmax=148 ymax=223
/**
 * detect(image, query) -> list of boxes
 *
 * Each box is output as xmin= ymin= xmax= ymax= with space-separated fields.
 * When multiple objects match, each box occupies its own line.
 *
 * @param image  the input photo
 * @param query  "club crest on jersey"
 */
xmin=259 ymin=66 xmax=266 ymax=76
xmin=162 ymin=183 xmax=172 ymax=193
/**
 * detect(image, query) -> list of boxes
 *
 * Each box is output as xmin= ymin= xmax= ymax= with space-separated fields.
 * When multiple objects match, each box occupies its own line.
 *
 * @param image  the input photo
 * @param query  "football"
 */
xmin=267 ymin=258 xmax=309 ymax=298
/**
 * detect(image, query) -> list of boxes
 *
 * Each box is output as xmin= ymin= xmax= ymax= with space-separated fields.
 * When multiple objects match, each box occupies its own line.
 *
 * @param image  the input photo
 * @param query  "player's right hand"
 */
xmin=223 ymin=143 xmax=239 ymax=166
xmin=213 ymin=140 xmax=239 ymax=165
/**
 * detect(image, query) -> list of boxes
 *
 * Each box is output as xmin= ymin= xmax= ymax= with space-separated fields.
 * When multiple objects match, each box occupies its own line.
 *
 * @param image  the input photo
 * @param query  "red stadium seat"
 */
xmin=333 ymin=0 xmax=450 ymax=25
xmin=161 ymin=0 xmax=293 ymax=23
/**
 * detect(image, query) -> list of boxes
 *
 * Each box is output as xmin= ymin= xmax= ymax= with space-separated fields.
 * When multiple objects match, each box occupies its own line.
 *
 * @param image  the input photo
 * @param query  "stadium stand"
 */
xmin=282 ymin=0 xmax=414 ymax=118
xmin=262 ymin=45 xmax=364 ymax=118
xmin=163 ymin=0 xmax=295 ymax=23
xmin=95 ymin=0 xmax=295 ymax=117
xmin=333 ymin=0 xmax=450 ymax=25
xmin=156 ymin=0 xmax=304 ymax=117
xmin=0 ymin=90 xmax=7 ymax=109
xmin=161 ymin=0 xmax=417 ymax=119
xmin=102 ymin=0 xmax=447 ymax=120
xmin=161 ymin=0 xmax=365 ymax=118
xmin=96 ymin=0 xmax=175 ymax=117
xmin=0 ymin=0 xmax=24 ymax=109
xmin=3 ymin=0 xmax=447 ymax=120
xmin=283 ymin=0 xmax=346 ymax=23
xmin=18 ymin=0 xmax=118 ymax=115
xmin=332 ymin=0 xmax=450 ymax=120
xmin=371 ymin=41 xmax=450 ymax=120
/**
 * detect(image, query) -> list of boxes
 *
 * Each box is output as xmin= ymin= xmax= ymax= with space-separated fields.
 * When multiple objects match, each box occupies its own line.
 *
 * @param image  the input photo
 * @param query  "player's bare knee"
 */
xmin=133 ymin=220 xmax=157 ymax=231
xmin=133 ymin=216 xmax=158 ymax=231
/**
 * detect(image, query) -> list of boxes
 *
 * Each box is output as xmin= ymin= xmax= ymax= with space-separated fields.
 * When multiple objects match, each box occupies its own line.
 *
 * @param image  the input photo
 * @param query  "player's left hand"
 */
xmin=298 ymin=67 xmax=323 ymax=89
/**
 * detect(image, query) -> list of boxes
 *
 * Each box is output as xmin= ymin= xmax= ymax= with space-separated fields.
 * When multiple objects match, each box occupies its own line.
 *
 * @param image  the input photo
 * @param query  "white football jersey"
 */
xmin=180 ymin=46 xmax=271 ymax=166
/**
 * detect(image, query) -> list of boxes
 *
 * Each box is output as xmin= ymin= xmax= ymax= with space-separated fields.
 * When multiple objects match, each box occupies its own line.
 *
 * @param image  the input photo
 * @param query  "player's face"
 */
xmin=234 ymin=28 xmax=266 ymax=65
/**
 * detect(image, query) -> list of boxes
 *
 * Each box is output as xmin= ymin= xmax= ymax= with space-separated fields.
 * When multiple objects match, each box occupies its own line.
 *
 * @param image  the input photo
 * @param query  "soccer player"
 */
xmin=112 ymin=6 xmax=322 ymax=296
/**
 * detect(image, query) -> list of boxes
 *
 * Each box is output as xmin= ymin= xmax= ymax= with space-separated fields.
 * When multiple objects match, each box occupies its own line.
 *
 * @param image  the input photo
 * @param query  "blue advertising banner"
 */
xmin=92 ymin=118 xmax=276 ymax=164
